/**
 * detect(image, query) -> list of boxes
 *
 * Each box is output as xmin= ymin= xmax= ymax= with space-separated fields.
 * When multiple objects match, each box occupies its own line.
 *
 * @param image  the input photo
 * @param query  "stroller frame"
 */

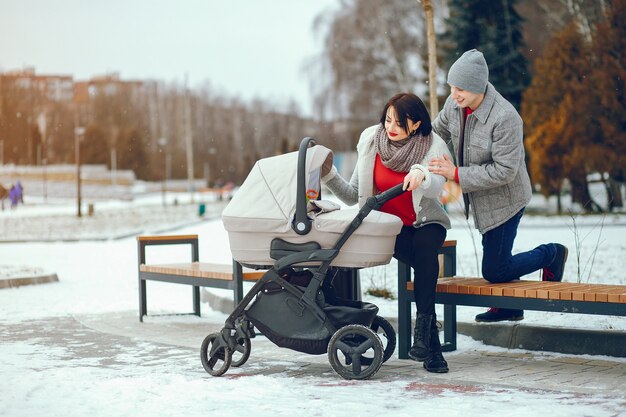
xmin=201 ymin=138 xmax=405 ymax=380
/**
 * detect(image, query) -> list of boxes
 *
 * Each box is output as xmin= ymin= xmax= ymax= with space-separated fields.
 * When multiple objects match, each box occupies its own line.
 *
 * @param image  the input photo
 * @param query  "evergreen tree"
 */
xmin=442 ymin=0 xmax=529 ymax=110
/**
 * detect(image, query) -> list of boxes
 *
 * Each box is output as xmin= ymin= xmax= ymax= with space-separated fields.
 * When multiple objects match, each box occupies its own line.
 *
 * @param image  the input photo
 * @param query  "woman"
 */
xmin=322 ymin=93 xmax=452 ymax=373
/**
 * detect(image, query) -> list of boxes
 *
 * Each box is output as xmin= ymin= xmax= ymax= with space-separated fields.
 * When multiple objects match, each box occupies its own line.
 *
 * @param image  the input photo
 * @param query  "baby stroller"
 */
xmin=201 ymin=138 xmax=405 ymax=380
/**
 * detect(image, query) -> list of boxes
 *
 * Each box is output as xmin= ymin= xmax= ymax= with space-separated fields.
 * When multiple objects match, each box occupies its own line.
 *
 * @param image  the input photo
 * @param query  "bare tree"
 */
xmin=313 ymin=0 xmax=427 ymax=140
xmin=561 ymin=0 xmax=608 ymax=42
xmin=418 ymin=0 xmax=439 ymax=117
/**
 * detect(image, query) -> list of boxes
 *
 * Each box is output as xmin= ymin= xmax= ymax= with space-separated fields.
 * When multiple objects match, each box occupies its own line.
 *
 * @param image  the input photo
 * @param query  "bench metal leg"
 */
xmin=442 ymin=303 xmax=457 ymax=351
xmin=137 ymin=236 xmax=203 ymax=322
xmin=233 ymin=261 xmax=244 ymax=305
xmin=193 ymin=286 xmax=201 ymax=317
xmin=397 ymin=261 xmax=412 ymax=359
xmin=139 ymin=279 xmax=147 ymax=322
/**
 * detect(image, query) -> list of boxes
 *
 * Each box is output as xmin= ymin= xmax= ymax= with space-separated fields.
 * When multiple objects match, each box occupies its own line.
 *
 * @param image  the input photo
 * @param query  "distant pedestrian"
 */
xmin=0 ymin=184 xmax=8 ymax=210
xmin=429 ymin=49 xmax=569 ymax=323
xmin=15 ymin=180 xmax=24 ymax=204
xmin=9 ymin=184 xmax=20 ymax=208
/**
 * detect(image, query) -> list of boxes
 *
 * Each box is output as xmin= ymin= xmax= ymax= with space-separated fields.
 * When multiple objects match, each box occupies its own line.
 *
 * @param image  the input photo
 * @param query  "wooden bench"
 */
xmin=397 ymin=249 xmax=626 ymax=359
xmin=137 ymin=235 xmax=264 ymax=322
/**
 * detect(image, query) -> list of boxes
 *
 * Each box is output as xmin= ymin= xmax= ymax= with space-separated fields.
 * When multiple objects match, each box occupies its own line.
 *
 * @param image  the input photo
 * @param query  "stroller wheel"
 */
xmin=200 ymin=333 xmax=232 ymax=376
xmin=360 ymin=315 xmax=396 ymax=365
xmin=327 ymin=324 xmax=384 ymax=380
xmin=231 ymin=337 xmax=251 ymax=367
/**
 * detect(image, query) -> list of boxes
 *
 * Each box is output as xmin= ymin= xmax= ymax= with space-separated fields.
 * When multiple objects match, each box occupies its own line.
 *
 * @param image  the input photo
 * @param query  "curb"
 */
xmin=201 ymin=288 xmax=238 ymax=314
xmin=458 ymin=321 xmax=626 ymax=358
xmin=0 ymin=274 xmax=59 ymax=289
xmin=201 ymin=288 xmax=626 ymax=358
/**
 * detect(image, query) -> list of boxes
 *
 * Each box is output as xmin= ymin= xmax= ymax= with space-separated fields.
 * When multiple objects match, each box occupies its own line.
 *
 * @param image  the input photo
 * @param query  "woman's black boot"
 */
xmin=423 ymin=317 xmax=449 ymax=373
xmin=408 ymin=313 xmax=432 ymax=362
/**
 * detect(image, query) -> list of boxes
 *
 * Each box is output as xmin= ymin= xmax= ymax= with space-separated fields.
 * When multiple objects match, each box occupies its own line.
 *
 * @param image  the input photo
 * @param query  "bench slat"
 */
xmin=603 ymin=288 xmax=626 ymax=303
xmin=580 ymin=284 xmax=626 ymax=302
xmin=140 ymin=262 xmax=265 ymax=281
xmin=429 ymin=277 xmax=626 ymax=304
xmin=137 ymin=234 xmax=198 ymax=241
xmin=549 ymin=283 xmax=596 ymax=300
xmin=431 ymin=277 xmax=482 ymax=293
xmin=535 ymin=282 xmax=577 ymax=299
xmin=498 ymin=281 xmax=547 ymax=297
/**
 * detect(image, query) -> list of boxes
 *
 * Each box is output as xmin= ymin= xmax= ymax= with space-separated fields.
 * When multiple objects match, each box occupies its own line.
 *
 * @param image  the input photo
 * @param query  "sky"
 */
xmin=0 ymin=0 xmax=338 ymax=115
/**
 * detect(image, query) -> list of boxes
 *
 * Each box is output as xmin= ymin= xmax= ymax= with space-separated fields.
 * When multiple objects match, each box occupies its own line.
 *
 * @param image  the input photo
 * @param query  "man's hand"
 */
xmin=428 ymin=154 xmax=456 ymax=181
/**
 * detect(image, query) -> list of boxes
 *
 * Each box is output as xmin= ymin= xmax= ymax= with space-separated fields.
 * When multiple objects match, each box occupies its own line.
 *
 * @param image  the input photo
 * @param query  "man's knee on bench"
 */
xmin=482 ymin=264 xmax=515 ymax=284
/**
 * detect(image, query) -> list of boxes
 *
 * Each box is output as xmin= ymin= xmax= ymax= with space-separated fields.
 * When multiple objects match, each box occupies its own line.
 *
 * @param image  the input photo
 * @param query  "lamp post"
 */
xmin=158 ymin=137 xmax=167 ymax=207
xmin=75 ymin=124 xmax=85 ymax=217
xmin=37 ymin=112 xmax=47 ymax=202
xmin=208 ymin=146 xmax=217 ymax=189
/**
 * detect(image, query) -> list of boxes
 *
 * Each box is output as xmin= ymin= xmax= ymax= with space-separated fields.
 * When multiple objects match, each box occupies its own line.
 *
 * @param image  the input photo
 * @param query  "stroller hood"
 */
xmin=223 ymin=145 xmax=333 ymax=234
xmin=223 ymin=143 xmax=403 ymax=268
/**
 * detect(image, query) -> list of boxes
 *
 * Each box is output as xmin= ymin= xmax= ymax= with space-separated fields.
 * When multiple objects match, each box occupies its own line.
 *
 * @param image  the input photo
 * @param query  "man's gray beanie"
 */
xmin=447 ymin=49 xmax=489 ymax=94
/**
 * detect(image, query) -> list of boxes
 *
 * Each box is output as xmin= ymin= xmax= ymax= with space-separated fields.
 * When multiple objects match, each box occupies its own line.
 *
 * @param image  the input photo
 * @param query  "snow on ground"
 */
xmin=1 ymin=186 xmax=626 ymax=417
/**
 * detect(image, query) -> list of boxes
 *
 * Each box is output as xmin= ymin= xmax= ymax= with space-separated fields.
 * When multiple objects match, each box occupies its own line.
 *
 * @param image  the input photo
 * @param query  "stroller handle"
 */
xmin=331 ymin=183 xmax=406 ymax=252
xmin=292 ymin=136 xmax=317 ymax=235
xmin=371 ymin=183 xmax=406 ymax=209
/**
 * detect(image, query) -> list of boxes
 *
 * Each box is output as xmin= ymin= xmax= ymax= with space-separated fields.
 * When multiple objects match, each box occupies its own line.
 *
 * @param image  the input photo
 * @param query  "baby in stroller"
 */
xmin=201 ymin=138 xmax=405 ymax=380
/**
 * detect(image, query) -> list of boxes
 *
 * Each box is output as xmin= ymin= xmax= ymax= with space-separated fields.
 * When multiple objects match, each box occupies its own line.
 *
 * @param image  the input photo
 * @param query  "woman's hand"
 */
xmin=403 ymin=168 xmax=425 ymax=191
xmin=428 ymin=154 xmax=456 ymax=181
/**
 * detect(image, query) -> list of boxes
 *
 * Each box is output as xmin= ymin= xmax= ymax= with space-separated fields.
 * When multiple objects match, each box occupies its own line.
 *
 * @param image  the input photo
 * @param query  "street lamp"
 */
xmin=37 ymin=112 xmax=47 ymax=203
xmin=75 ymin=125 xmax=85 ymax=217
xmin=158 ymin=137 xmax=168 ymax=206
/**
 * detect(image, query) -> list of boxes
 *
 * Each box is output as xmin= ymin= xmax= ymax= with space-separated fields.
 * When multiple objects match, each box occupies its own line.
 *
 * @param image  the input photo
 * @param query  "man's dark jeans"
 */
xmin=481 ymin=208 xmax=556 ymax=283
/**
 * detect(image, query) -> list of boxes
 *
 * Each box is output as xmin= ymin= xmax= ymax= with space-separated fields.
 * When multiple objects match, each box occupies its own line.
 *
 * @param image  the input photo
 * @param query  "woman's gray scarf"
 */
xmin=374 ymin=124 xmax=432 ymax=173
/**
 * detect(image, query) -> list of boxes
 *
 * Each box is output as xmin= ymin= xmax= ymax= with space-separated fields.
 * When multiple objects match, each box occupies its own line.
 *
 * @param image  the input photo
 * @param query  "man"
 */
xmin=429 ymin=49 xmax=568 ymax=322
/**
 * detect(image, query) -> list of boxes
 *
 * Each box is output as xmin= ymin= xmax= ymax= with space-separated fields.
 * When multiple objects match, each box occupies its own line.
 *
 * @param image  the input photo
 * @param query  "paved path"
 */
xmin=80 ymin=312 xmax=626 ymax=396
xmin=3 ymin=312 xmax=625 ymax=416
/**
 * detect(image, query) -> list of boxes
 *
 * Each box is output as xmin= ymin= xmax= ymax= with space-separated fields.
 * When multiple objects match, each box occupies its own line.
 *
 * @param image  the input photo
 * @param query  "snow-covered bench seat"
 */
xmin=136 ymin=235 xmax=263 ymax=322
xmin=397 ymin=254 xmax=626 ymax=358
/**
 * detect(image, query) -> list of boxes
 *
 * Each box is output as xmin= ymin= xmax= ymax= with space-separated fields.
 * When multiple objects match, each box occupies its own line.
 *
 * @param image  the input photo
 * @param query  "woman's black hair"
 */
xmin=379 ymin=93 xmax=432 ymax=136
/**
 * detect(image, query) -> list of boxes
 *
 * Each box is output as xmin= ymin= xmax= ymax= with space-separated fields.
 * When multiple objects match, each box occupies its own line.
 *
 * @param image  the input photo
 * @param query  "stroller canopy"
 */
xmin=223 ymin=143 xmax=403 ymax=268
xmin=223 ymin=145 xmax=333 ymax=234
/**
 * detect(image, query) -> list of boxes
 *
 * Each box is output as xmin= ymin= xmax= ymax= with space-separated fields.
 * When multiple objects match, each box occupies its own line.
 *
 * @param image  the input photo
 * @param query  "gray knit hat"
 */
xmin=447 ymin=49 xmax=489 ymax=94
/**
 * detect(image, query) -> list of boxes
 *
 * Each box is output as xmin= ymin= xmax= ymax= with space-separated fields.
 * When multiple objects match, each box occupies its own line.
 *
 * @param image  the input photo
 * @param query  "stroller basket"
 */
xmin=246 ymin=272 xmax=379 ymax=355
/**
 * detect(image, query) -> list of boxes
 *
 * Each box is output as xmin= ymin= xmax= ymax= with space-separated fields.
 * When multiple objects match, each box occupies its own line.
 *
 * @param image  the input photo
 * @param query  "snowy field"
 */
xmin=1 ymin=184 xmax=625 ymax=417
xmin=5 ymin=184 xmax=623 ymax=330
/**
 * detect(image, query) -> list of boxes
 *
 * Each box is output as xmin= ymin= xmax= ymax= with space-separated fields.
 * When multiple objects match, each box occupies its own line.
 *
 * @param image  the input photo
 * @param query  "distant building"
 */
xmin=73 ymin=72 xmax=147 ymax=104
xmin=0 ymin=67 xmax=74 ymax=102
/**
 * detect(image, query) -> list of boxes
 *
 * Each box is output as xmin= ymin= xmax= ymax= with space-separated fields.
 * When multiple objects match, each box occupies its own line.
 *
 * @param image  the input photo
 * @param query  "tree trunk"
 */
xmin=605 ymin=177 xmax=624 ymax=210
xmin=570 ymin=172 xmax=602 ymax=213
xmin=419 ymin=0 xmax=439 ymax=118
